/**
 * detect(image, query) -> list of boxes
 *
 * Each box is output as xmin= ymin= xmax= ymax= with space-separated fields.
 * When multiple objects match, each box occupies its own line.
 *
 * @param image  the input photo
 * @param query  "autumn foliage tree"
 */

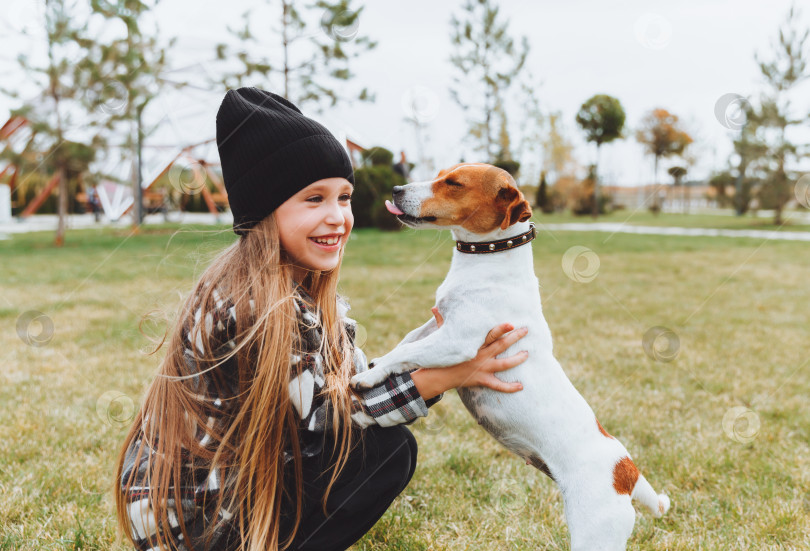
xmin=635 ymin=108 xmax=693 ymax=213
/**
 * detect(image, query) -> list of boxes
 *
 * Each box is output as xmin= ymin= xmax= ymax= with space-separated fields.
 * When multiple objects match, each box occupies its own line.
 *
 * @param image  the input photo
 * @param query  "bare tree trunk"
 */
xmin=55 ymin=165 xmax=66 ymax=246
xmin=652 ymin=154 xmax=660 ymax=215
xmin=485 ymin=87 xmax=492 ymax=160
xmin=592 ymin=143 xmax=601 ymax=218
xmin=684 ymin=182 xmax=690 ymax=214
xmin=282 ymin=0 xmax=290 ymax=99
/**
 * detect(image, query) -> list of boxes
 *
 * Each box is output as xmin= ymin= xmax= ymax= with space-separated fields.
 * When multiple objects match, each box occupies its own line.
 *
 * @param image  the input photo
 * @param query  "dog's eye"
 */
xmin=445 ymin=179 xmax=463 ymax=188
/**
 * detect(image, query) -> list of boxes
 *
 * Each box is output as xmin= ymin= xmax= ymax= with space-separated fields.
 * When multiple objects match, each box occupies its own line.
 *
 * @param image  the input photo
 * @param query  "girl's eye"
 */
xmin=306 ymin=196 xmax=323 ymax=203
xmin=340 ymin=194 xmax=352 ymax=201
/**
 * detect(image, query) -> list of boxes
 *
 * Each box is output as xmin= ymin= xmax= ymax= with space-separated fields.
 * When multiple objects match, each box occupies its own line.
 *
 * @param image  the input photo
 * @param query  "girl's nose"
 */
xmin=325 ymin=200 xmax=346 ymax=225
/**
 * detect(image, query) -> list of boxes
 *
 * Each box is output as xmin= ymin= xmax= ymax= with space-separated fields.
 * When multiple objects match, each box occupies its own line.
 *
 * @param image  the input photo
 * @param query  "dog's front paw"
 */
xmin=350 ymin=368 xmax=388 ymax=390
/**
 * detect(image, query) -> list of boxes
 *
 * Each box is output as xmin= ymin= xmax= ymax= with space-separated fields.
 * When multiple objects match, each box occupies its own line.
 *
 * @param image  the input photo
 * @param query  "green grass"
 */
xmin=1 ymin=218 xmax=809 ymax=550
xmin=534 ymin=208 xmax=810 ymax=232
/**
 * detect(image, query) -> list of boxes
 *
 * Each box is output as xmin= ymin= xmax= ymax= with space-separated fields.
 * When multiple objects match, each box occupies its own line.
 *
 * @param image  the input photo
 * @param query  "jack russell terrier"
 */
xmin=350 ymin=163 xmax=670 ymax=550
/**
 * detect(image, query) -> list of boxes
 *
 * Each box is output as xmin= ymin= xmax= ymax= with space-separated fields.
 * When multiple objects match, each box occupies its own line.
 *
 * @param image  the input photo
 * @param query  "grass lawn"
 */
xmin=1 ymin=219 xmax=808 ymax=550
xmin=534 ymin=209 xmax=810 ymax=232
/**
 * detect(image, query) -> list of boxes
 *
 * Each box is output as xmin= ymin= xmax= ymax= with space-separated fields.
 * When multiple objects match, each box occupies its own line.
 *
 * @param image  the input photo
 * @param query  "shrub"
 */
xmin=352 ymin=164 xmax=405 ymax=230
xmin=361 ymin=147 xmax=394 ymax=167
xmin=492 ymin=159 xmax=521 ymax=178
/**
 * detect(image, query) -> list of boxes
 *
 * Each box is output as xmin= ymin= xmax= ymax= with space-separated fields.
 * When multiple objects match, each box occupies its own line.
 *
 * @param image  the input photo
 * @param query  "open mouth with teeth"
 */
xmin=309 ymin=235 xmax=343 ymax=250
xmin=385 ymin=200 xmax=437 ymax=224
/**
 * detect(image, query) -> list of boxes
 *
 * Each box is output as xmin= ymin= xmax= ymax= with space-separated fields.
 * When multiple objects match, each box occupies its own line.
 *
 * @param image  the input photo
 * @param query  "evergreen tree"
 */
xmin=746 ymin=4 xmax=809 ymax=225
xmin=535 ymin=170 xmax=554 ymax=214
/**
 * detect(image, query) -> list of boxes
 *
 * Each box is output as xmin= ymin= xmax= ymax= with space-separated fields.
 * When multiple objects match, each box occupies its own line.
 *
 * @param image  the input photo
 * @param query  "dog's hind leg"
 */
xmin=565 ymin=491 xmax=636 ymax=551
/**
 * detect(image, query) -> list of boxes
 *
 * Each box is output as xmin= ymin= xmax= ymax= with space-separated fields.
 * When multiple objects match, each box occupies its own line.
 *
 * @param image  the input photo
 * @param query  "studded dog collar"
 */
xmin=455 ymin=223 xmax=536 ymax=254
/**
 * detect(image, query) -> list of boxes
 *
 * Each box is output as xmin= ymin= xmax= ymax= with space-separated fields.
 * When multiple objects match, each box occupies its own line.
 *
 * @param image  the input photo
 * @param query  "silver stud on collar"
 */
xmin=522 ymin=235 xmax=527 ymax=242
xmin=507 ymin=240 xmax=513 ymax=247
xmin=470 ymin=245 xmax=476 ymax=252
xmin=489 ymin=243 xmax=496 ymax=250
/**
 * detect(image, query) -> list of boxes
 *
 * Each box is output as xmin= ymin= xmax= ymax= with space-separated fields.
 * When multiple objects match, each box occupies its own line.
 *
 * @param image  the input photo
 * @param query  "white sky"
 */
xmin=2 ymin=0 xmax=809 ymax=187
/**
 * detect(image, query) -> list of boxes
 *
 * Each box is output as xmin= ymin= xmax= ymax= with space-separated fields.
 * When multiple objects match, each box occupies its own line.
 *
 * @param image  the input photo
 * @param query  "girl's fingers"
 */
xmin=491 ymin=350 xmax=529 ymax=372
xmin=431 ymin=307 xmax=444 ymax=328
xmin=481 ymin=374 xmax=523 ymax=393
xmin=483 ymin=322 xmax=515 ymax=348
xmin=489 ymin=326 xmax=528 ymax=355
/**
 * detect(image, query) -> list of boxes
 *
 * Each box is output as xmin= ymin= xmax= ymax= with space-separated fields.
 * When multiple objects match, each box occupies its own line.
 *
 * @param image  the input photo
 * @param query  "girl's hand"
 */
xmin=410 ymin=308 xmax=529 ymax=400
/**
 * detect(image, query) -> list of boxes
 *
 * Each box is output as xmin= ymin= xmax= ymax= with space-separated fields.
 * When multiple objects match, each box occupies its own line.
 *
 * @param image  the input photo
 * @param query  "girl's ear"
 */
xmin=498 ymin=187 xmax=533 ymax=230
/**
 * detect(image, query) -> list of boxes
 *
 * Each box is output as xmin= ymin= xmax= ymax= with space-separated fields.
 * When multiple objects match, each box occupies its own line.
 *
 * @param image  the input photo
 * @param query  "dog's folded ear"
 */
xmin=498 ymin=187 xmax=533 ymax=229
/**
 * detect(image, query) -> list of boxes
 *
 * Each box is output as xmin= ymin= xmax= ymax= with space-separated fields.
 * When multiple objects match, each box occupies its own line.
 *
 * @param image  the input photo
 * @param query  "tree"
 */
xmin=213 ymin=0 xmax=376 ymax=112
xmin=731 ymin=102 xmax=765 ymax=215
xmin=575 ymin=94 xmax=625 ymax=217
xmin=635 ymin=108 xmax=693 ymax=213
xmin=514 ymin=72 xmax=545 ymax=187
xmin=448 ymin=0 xmax=529 ymax=161
xmin=745 ymin=4 xmax=810 ymax=225
xmin=541 ymin=111 xmax=577 ymax=182
xmin=75 ymin=0 xmax=174 ymax=229
xmin=6 ymin=0 xmax=93 ymax=246
xmin=491 ymin=94 xmax=520 ymax=177
xmin=535 ymin=170 xmax=554 ymax=213
xmin=708 ymin=170 xmax=735 ymax=208
xmin=352 ymin=146 xmax=404 ymax=230
xmin=667 ymin=165 xmax=688 ymax=213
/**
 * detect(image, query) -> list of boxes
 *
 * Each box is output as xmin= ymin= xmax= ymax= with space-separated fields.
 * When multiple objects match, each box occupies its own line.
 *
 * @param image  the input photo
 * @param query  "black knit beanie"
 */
xmin=215 ymin=87 xmax=355 ymax=236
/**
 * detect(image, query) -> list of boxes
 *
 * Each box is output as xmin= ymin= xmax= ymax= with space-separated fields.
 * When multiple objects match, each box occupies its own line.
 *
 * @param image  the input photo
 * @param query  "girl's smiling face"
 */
xmin=274 ymin=177 xmax=354 ymax=280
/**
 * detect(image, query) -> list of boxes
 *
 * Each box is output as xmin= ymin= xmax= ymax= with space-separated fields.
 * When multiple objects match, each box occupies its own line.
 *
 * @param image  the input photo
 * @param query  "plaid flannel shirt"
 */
xmin=121 ymin=282 xmax=441 ymax=550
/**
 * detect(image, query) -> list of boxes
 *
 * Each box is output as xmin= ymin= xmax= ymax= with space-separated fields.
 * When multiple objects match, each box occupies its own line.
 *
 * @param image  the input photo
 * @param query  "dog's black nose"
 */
xmin=392 ymin=186 xmax=404 ymax=197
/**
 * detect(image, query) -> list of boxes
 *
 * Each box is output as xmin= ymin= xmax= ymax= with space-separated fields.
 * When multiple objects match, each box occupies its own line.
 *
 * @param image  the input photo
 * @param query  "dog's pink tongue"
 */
xmin=385 ymin=200 xmax=404 ymax=215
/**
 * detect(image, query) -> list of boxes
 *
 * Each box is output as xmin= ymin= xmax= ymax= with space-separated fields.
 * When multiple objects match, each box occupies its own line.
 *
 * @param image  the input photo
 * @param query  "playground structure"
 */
xmin=0 ymin=115 xmax=229 ymax=220
xmin=0 ymin=115 xmax=369 ymax=223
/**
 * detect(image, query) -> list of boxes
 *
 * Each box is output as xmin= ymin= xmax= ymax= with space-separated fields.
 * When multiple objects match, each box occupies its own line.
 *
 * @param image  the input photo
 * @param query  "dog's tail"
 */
xmin=631 ymin=474 xmax=671 ymax=518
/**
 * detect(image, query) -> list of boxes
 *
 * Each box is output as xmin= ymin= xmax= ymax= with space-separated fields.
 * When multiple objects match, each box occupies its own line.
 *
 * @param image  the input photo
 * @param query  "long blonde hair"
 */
xmin=114 ymin=213 xmax=357 ymax=551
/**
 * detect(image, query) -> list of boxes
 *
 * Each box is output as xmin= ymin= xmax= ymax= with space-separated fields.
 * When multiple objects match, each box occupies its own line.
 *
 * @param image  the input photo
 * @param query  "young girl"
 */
xmin=114 ymin=87 xmax=528 ymax=551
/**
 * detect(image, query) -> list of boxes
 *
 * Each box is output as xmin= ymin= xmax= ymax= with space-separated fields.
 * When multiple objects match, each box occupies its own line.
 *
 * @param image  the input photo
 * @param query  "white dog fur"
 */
xmin=350 ymin=164 xmax=670 ymax=550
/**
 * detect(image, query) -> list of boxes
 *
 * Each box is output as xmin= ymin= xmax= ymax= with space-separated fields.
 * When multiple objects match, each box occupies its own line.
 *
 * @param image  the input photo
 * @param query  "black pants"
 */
xmin=277 ymin=425 xmax=418 ymax=551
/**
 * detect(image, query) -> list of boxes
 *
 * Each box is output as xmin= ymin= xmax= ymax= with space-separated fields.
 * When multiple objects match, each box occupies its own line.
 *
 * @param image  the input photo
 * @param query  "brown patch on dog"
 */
xmin=418 ymin=164 xmax=532 ymax=233
xmin=612 ymin=457 xmax=640 ymax=495
xmin=497 ymin=186 xmax=532 ymax=230
xmin=596 ymin=418 xmax=613 ymax=439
